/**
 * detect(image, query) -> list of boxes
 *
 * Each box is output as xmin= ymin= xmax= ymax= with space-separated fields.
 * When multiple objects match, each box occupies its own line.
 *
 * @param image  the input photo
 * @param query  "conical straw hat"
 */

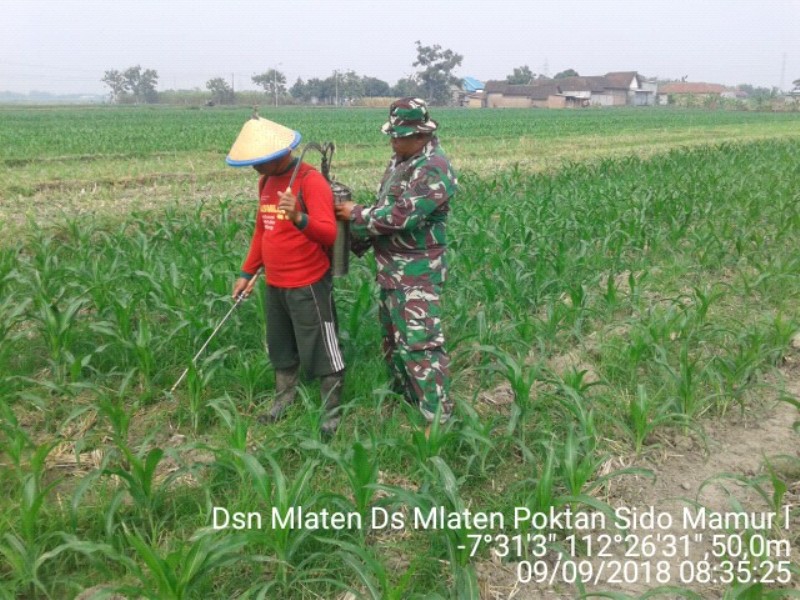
xmin=226 ymin=117 xmax=302 ymax=167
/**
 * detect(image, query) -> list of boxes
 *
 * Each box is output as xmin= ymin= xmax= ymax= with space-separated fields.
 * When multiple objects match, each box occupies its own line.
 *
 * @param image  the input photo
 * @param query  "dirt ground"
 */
xmin=478 ymin=350 xmax=800 ymax=599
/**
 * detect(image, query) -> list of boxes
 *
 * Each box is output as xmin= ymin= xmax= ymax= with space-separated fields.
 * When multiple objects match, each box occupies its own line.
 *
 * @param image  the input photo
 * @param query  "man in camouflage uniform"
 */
xmin=335 ymin=97 xmax=457 ymax=424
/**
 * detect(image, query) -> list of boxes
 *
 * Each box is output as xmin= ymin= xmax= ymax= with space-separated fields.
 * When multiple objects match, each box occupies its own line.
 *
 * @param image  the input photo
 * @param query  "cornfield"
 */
xmin=1 ymin=105 xmax=799 ymax=598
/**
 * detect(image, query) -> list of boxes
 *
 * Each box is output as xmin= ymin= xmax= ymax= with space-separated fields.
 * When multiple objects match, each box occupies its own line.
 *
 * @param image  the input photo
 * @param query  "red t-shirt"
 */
xmin=241 ymin=162 xmax=336 ymax=288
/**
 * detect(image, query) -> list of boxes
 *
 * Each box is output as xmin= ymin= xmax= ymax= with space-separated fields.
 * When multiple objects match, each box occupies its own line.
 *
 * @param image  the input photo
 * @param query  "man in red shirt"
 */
xmin=228 ymin=115 xmax=344 ymax=436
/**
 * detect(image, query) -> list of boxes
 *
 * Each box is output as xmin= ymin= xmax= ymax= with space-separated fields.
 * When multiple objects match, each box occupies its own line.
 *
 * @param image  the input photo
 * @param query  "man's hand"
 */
xmin=232 ymin=277 xmax=252 ymax=300
xmin=334 ymin=201 xmax=356 ymax=221
xmin=277 ymin=189 xmax=301 ymax=224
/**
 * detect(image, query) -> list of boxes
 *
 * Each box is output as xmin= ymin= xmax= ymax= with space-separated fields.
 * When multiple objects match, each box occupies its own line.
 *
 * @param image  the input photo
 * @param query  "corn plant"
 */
xmin=453 ymin=400 xmax=497 ymax=477
xmin=228 ymin=351 xmax=270 ymax=407
xmin=306 ymin=437 xmax=381 ymax=522
xmin=321 ymin=537 xmax=420 ymax=600
xmin=119 ymin=527 xmax=249 ymax=600
xmin=0 ymin=439 xmax=60 ymax=598
xmin=476 ymin=344 xmax=539 ymax=435
xmin=40 ymin=528 xmax=250 ymax=600
xmin=613 ymin=384 xmax=694 ymax=454
xmin=558 ymin=426 xmax=652 ymax=503
xmin=29 ymin=284 xmax=89 ymax=383
xmin=99 ymin=441 xmax=178 ymax=542
xmin=181 ymin=351 xmax=228 ymax=432
xmin=374 ymin=457 xmax=479 ymax=599
xmin=232 ymin=448 xmax=320 ymax=589
xmin=653 ymin=340 xmax=712 ymax=418
xmin=208 ymin=395 xmax=250 ymax=453
xmin=402 ymin=407 xmax=458 ymax=465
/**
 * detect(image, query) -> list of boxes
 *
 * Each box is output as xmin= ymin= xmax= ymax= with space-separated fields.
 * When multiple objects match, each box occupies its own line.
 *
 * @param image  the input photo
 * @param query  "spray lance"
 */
xmin=169 ymin=142 xmax=351 ymax=393
xmin=169 ymin=266 xmax=263 ymax=393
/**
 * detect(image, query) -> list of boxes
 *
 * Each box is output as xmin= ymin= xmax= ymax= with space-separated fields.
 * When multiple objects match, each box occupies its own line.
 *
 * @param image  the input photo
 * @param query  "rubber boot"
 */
xmin=259 ymin=366 xmax=299 ymax=423
xmin=319 ymin=372 xmax=343 ymax=437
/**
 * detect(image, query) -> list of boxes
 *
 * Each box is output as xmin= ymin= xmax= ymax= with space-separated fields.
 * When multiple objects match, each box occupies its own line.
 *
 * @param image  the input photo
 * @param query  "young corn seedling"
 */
xmin=233 ymin=448 xmax=320 ymax=588
xmin=94 ymin=371 xmax=136 ymax=443
xmin=321 ymin=537 xmax=419 ymax=600
xmin=331 ymin=438 xmax=380 ymax=521
xmin=558 ymin=426 xmax=651 ymax=510
xmin=113 ymin=527 xmax=249 ymax=600
xmin=509 ymin=440 xmax=559 ymax=546
xmin=374 ymin=457 xmax=479 ymax=599
xmin=0 ymin=440 xmax=60 ymax=599
xmin=699 ymin=457 xmax=794 ymax=536
xmin=101 ymin=445 xmax=169 ymax=540
xmin=229 ymin=351 xmax=270 ymax=408
xmin=0 ymin=290 xmax=29 ymax=376
xmin=654 ymin=341 xmax=711 ymax=419
xmin=429 ymin=456 xmax=480 ymax=600
xmin=454 ymin=400 xmax=497 ymax=477
xmin=476 ymin=344 xmax=538 ymax=436
xmin=182 ymin=350 xmax=227 ymax=432
xmin=614 ymin=384 xmax=694 ymax=455
xmin=403 ymin=403 xmax=457 ymax=465
xmin=208 ymin=396 xmax=250 ymax=453
xmin=30 ymin=285 xmax=89 ymax=383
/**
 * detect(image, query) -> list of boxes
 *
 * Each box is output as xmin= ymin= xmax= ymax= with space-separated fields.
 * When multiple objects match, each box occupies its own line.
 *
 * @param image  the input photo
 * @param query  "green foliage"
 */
xmin=506 ymin=65 xmax=536 ymax=84
xmin=1 ymin=108 xmax=799 ymax=598
xmin=412 ymin=40 xmax=464 ymax=105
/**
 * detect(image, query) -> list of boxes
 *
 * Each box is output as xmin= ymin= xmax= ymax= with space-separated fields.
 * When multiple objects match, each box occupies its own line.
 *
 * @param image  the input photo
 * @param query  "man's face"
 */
xmin=252 ymin=154 xmax=292 ymax=176
xmin=391 ymin=134 xmax=429 ymax=160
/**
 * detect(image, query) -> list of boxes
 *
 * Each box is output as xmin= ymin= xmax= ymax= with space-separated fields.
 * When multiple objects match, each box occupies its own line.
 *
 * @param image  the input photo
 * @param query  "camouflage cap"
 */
xmin=381 ymin=97 xmax=438 ymax=138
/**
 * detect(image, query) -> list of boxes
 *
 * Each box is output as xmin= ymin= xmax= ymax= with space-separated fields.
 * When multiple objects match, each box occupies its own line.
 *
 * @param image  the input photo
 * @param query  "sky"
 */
xmin=1 ymin=0 xmax=798 ymax=95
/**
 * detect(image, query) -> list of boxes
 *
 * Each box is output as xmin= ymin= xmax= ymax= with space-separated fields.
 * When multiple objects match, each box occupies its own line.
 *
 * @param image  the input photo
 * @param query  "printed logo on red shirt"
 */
xmin=260 ymin=204 xmax=289 ymax=230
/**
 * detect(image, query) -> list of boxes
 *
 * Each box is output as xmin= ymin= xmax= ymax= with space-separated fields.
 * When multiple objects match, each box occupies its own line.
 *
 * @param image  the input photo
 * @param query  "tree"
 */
xmin=506 ymin=65 xmax=535 ymax=85
xmin=738 ymin=84 xmax=778 ymax=100
xmin=334 ymin=70 xmax=364 ymax=105
xmin=792 ymin=78 xmax=800 ymax=90
xmin=102 ymin=65 xmax=158 ymax=103
xmin=392 ymin=76 xmax=422 ymax=98
xmin=362 ymin=76 xmax=391 ymax=97
xmin=252 ymin=69 xmax=287 ymax=105
xmin=123 ymin=65 xmax=159 ymax=103
xmin=101 ymin=69 xmax=127 ymax=103
xmin=554 ymin=69 xmax=579 ymax=79
xmin=306 ymin=78 xmax=327 ymax=103
xmin=289 ymin=78 xmax=307 ymax=101
xmin=206 ymin=77 xmax=234 ymax=105
xmin=412 ymin=40 xmax=463 ymax=105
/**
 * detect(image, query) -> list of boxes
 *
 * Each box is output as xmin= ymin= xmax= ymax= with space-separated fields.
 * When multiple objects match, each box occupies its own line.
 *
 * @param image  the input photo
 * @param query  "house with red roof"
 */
xmin=656 ymin=82 xmax=730 ymax=105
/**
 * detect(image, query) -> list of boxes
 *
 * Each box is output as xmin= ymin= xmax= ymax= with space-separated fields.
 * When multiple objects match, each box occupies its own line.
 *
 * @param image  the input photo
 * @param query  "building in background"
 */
xmin=483 ymin=72 xmax=656 ymax=108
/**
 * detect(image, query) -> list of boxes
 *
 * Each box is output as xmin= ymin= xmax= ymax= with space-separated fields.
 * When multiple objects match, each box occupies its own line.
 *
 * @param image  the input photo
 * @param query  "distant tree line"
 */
xmin=100 ymin=52 xmax=800 ymax=107
xmin=102 ymin=41 xmax=464 ymax=107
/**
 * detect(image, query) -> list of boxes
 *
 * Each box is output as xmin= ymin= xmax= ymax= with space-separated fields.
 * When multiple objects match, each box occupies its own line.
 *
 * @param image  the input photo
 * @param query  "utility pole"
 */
xmin=273 ymin=63 xmax=283 ymax=107
xmin=780 ymin=52 xmax=787 ymax=91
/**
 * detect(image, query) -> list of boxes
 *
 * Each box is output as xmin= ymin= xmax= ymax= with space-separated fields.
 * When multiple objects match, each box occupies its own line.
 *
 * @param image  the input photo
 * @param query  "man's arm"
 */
xmin=351 ymin=163 xmax=452 ymax=236
xmin=278 ymin=171 xmax=336 ymax=246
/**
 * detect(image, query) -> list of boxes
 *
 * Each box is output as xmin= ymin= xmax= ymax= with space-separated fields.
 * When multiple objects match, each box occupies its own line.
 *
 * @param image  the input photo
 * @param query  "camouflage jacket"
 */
xmin=351 ymin=136 xmax=457 ymax=290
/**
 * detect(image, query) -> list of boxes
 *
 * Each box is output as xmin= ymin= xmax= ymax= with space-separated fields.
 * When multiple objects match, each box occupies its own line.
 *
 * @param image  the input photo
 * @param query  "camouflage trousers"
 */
xmin=378 ymin=286 xmax=452 ymax=422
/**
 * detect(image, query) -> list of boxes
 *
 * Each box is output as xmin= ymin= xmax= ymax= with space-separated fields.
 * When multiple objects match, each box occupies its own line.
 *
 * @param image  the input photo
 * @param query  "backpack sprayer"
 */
xmin=289 ymin=141 xmax=351 ymax=277
xmin=169 ymin=142 xmax=351 ymax=394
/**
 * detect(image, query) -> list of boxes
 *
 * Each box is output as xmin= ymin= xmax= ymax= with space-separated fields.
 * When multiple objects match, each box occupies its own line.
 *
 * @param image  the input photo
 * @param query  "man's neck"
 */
xmin=274 ymin=156 xmax=298 ymax=176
